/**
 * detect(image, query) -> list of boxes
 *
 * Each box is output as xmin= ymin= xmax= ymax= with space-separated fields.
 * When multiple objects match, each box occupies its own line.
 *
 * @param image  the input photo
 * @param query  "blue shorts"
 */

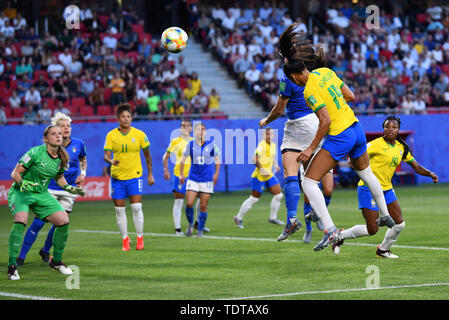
xmin=251 ymin=176 xmax=279 ymax=194
xmin=357 ymin=185 xmax=397 ymax=211
xmin=111 ymin=177 xmax=143 ymax=199
xmin=172 ymin=175 xmax=187 ymax=194
xmin=322 ymin=121 xmax=367 ymax=161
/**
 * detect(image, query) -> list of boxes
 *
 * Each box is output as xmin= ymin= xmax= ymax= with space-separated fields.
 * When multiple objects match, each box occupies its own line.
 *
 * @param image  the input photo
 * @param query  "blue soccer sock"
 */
xmin=18 ymin=217 xmax=45 ymax=260
xmin=185 ymin=206 xmax=194 ymax=225
xmin=43 ymin=225 xmax=56 ymax=253
xmin=284 ymin=176 xmax=300 ymax=225
xmin=324 ymin=195 xmax=332 ymax=207
xmin=303 ymin=201 xmax=313 ymax=231
xmin=197 ymin=211 xmax=208 ymax=231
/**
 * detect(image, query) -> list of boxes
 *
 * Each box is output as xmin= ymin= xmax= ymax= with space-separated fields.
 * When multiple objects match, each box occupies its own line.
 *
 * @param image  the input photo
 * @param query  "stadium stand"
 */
xmin=0 ymin=1 xmax=226 ymax=125
xmin=192 ymin=0 xmax=449 ymax=114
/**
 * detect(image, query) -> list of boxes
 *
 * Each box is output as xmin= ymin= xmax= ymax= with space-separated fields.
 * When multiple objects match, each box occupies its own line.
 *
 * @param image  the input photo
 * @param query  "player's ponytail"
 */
xmin=382 ymin=116 xmax=412 ymax=160
xmin=279 ymin=23 xmax=326 ymax=74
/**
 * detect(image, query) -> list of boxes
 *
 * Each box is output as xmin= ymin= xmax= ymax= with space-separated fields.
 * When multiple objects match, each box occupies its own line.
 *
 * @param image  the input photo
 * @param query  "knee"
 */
xmin=394 ymin=221 xmax=405 ymax=232
xmin=367 ymin=223 xmax=378 ymax=235
xmin=274 ymin=192 xmax=283 ymax=200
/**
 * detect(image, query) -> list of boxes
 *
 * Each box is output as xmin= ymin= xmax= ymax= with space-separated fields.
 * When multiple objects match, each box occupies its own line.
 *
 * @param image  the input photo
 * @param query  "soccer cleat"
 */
xmin=305 ymin=210 xmax=324 ymax=231
xmin=39 ymin=248 xmax=50 ymax=263
xmin=377 ymin=215 xmax=396 ymax=228
xmin=16 ymin=257 xmax=25 ymax=266
xmin=122 ymin=236 xmax=130 ymax=251
xmin=185 ymin=224 xmax=194 ymax=236
xmin=313 ymin=226 xmax=342 ymax=251
xmin=49 ymin=258 xmax=73 ymax=275
xmin=233 ymin=216 xmax=244 ymax=229
xmin=277 ymin=218 xmax=302 ymax=241
xmin=8 ymin=265 xmax=20 ymax=280
xmin=376 ymin=246 xmax=399 ymax=258
xmin=197 ymin=230 xmax=204 ymax=237
xmin=269 ymin=218 xmax=285 ymax=225
xmin=303 ymin=229 xmax=312 ymax=244
xmin=136 ymin=236 xmax=144 ymax=250
xmin=175 ymin=230 xmax=184 ymax=236
xmin=332 ymin=238 xmax=345 ymax=255
xmin=194 ymin=222 xmax=211 ymax=233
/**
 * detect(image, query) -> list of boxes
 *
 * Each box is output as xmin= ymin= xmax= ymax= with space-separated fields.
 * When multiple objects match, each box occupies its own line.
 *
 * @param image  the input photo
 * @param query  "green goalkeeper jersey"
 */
xmin=13 ymin=144 xmax=66 ymax=193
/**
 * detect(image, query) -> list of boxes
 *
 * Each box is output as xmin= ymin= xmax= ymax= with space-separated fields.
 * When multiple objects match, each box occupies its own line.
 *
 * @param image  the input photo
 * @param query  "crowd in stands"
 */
xmin=0 ymin=1 xmax=222 ymax=125
xmin=192 ymin=0 xmax=449 ymax=114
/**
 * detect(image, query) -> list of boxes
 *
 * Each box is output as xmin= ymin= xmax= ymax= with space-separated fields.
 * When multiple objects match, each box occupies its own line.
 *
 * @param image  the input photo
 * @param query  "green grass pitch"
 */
xmin=1 ymin=184 xmax=448 ymax=300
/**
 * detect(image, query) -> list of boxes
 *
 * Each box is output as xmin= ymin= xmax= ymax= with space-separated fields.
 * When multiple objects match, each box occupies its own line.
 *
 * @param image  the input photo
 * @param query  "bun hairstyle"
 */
xmin=43 ymin=125 xmax=69 ymax=169
xmin=382 ymin=115 xmax=412 ymax=160
xmin=279 ymin=23 xmax=327 ymax=77
xmin=116 ymin=103 xmax=132 ymax=118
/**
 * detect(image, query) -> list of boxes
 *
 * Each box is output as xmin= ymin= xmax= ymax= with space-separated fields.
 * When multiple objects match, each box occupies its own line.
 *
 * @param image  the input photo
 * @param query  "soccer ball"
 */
xmin=161 ymin=27 xmax=188 ymax=53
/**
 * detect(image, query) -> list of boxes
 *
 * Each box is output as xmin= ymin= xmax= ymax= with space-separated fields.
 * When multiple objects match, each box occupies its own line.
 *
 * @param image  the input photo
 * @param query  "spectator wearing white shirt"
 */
xmin=103 ymin=29 xmax=118 ymax=50
xmin=58 ymin=48 xmax=72 ymax=68
xmin=228 ymin=2 xmax=241 ymax=19
xmin=47 ymin=57 xmax=65 ymax=78
xmin=351 ymin=55 xmax=366 ymax=74
xmin=430 ymin=43 xmax=443 ymax=64
xmin=0 ymin=19 xmax=15 ymax=38
xmin=9 ymin=90 xmax=21 ymax=108
xmin=38 ymin=101 xmax=52 ymax=124
xmin=13 ymin=13 xmax=26 ymax=30
xmin=25 ymin=86 xmax=41 ymax=111
xmin=162 ymin=65 xmax=180 ymax=84
xmin=294 ymin=17 xmax=308 ymax=34
xmin=137 ymin=84 xmax=150 ymax=102
xmin=401 ymin=94 xmax=415 ymax=114
xmin=221 ymin=11 xmax=236 ymax=33
xmin=258 ymin=19 xmax=273 ymax=38
xmin=211 ymin=5 xmax=226 ymax=21
xmin=331 ymin=11 xmax=350 ymax=29
xmin=259 ymin=1 xmax=272 ymax=21
xmin=0 ymin=104 xmax=7 ymax=125
xmin=80 ymin=3 xmax=93 ymax=21
xmin=244 ymin=64 xmax=261 ymax=97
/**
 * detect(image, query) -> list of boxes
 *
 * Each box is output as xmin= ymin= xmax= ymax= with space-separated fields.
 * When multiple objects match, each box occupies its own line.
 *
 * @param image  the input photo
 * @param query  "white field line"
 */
xmin=219 ymin=282 xmax=449 ymax=300
xmin=0 ymin=291 xmax=63 ymax=300
xmin=72 ymin=229 xmax=449 ymax=252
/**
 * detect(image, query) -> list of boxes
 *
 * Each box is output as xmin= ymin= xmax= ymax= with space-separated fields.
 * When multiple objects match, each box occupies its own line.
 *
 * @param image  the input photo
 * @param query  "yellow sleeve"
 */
xmin=140 ymin=131 xmax=150 ymax=149
xmin=304 ymin=81 xmax=326 ymax=113
xmin=403 ymin=147 xmax=415 ymax=163
xmin=166 ymin=138 xmax=177 ymax=154
xmin=104 ymin=132 xmax=113 ymax=151
xmin=366 ymin=141 xmax=378 ymax=158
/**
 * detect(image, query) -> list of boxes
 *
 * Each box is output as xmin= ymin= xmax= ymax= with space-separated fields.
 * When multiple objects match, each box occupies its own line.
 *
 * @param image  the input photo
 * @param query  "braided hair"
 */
xmin=382 ymin=115 xmax=412 ymax=160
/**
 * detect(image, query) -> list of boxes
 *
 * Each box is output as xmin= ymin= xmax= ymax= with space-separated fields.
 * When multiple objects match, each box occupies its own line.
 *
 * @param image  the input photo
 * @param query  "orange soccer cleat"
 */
xmin=136 ymin=236 xmax=144 ymax=250
xmin=122 ymin=236 xmax=130 ymax=251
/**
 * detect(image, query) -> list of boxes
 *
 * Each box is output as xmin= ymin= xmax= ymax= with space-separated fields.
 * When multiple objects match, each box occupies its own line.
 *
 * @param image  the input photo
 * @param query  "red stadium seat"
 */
xmin=79 ymin=106 xmax=94 ymax=116
xmin=34 ymin=70 xmax=49 ymax=81
xmin=0 ymin=81 xmax=6 ymax=90
xmin=71 ymin=97 xmax=86 ymax=107
xmin=441 ymin=64 xmax=449 ymax=77
xmin=12 ymin=107 xmax=26 ymax=118
xmin=128 ymin=51 xmax=140 ymax=62
xmin=5 ymin=107 xmax=13 ymax=118
xmin=417 ymin=13 xmax=428 ymax=24
xmin=103 ymin=88 xmax=111 ymax=104
xmin=131 ymin=23 xmax=144 ymax=34
xmin=44 ymin=98 xmax=56 ymax=110
xmin=139 ymin=33 xmax=152 ymax=43
xmin=97 ymin=105 xmax=112 ymax=116
xmin=98 ymin=15 xmax=109 ymax=28
xmin=69 ymin=105 xmax=79 ymax=115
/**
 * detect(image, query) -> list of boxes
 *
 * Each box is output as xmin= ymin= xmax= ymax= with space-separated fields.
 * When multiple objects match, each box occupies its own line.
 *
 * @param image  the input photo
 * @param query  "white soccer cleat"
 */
xmin=376 ymin=246 xmax=399 ymax=258
xmin=8 ymin=265 xmax=20 ymax=280
xmin=49 ymin=259 xmax=74 ymax=275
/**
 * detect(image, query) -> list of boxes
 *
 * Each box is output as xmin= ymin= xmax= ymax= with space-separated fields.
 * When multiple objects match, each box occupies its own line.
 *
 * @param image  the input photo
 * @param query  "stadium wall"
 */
xmin=0 ymin=114 xmax=447 ymax=198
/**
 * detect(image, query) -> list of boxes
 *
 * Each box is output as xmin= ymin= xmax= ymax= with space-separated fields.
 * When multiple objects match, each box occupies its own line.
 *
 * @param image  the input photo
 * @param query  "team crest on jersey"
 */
xmin=40 ymin=162 xmax=46 ymax=168
xmin=72 ymin=147 xmax=77 ymax=153
xmin=132 ymin=138 xmax=136 ymax=143
xmin=400 ymin=150 xmax=403 ymax=156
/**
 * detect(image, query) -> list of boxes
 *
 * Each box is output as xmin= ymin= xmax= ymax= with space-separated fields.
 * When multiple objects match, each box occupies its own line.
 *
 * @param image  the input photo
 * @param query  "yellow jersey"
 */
xmin=166 ymin=136 xmax=193 ymax=177
xmin=251 ymin=141 xmax=277 ymax=182
xmin=303 ymin=67 xmax=358 ymax=136
xmin=208 ymin=94 xmax=220 ymax=110
xmin=104 ymin=127 xmax=150 ymax=180
xmin=358 ymin=137 xmax=415 ymax=190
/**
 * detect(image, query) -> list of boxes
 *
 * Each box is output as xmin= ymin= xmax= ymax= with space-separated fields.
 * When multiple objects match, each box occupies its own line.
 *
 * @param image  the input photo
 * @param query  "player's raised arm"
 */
xmin=259 ymin=94 xmax=289 ymax=128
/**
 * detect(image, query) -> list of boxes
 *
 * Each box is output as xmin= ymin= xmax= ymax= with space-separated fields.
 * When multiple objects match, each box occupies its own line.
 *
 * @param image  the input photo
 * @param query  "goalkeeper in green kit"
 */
xmin=7 ymin=125 xmax=85 ymax=280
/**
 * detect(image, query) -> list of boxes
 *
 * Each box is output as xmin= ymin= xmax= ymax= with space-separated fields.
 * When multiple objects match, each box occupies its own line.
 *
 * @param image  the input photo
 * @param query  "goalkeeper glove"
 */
xmin=18 ymin=180 xmax=38 ymax=192
xmin=63 ymin=184 xmax=85 ymax=196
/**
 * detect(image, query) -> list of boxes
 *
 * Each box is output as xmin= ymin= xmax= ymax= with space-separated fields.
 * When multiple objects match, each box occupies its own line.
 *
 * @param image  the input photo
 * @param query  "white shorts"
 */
xmin=48 ymin=189 xmax=76 ymax=212
xmin=281 ymin=113 xmax=322 ymax=153
xmin=186 ymin=180 xmax=214 ymax=194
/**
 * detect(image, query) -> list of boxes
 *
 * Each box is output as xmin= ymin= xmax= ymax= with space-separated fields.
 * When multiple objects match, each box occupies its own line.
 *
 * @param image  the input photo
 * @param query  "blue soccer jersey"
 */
xmin=183 ymin=139 xmax=219 ymax=182
xmin=48 ymin=137 xmax=87 ymax=190
xmin=279 ymin=74 xmax=313 ymax=120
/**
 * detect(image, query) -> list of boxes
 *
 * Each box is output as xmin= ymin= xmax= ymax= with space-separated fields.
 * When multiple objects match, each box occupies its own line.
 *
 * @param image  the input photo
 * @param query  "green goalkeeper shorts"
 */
xmin=8 ymin=187 xmax=65 ymax=220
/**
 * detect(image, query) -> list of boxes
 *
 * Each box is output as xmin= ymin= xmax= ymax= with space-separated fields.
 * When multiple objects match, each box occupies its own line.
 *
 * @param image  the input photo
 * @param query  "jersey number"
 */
xmin=327 ymin=84 xmax=343 ymax=110
xmin=121 ymin=144 xmax=128 ymax=153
